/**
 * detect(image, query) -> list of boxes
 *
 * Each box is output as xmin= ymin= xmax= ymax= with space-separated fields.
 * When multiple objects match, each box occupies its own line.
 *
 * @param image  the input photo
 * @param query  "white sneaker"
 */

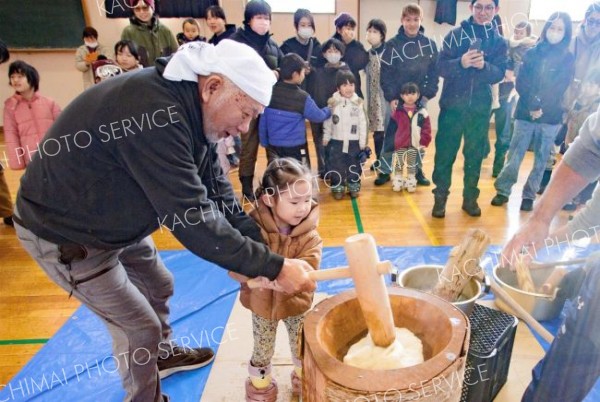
xmin=405 ymin=176 xmax=417 ymax=193
xmin=392 ymin=176 xmax=404 ymax=192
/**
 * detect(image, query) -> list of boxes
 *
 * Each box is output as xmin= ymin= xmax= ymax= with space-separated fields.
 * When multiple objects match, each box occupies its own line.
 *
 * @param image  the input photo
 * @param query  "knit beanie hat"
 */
xmin=163 ymin=40 xmax=277 ymax=106
xmin=244 ymin=0 xmax=272 ymax=24
xmin=334 ymin=12 xmax=356 ymax=28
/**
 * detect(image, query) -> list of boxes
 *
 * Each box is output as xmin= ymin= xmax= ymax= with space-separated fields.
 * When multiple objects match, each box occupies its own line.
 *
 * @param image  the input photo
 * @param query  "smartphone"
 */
xmin=469 ymin=38 xmax=482 ymax=52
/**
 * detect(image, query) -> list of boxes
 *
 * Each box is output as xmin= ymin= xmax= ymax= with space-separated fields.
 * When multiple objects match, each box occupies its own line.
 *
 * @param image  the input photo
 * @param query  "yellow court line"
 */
xmin=403 ymin=192 xmax=441 ymax=246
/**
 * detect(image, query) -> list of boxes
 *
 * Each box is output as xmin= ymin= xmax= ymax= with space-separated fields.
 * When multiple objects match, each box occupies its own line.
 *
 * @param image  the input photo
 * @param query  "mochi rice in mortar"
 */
xmin=343 ymin=327 xmax=424 ymax=370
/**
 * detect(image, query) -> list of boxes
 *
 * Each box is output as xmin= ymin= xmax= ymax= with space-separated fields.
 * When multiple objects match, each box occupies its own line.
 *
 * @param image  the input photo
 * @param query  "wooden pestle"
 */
xmin=515 ymin=256 xmax=536 ymax=293
xmin=345 ymin=233 xmax=396 ymax=348
xmin=432 ymin=229 xmax=491 ymax=302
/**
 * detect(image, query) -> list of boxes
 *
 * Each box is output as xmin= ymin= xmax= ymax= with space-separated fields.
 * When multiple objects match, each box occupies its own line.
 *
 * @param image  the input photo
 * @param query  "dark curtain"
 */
xmin=434 ymin=0 xmax=458 ymax=25
xmin=104 ymin=0 xmax=218 ymax=19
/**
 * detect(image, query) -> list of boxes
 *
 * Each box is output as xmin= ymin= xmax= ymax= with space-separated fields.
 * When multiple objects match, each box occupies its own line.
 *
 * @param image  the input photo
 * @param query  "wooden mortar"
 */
xmin=302 ymin=287 xmax=470 ymax=401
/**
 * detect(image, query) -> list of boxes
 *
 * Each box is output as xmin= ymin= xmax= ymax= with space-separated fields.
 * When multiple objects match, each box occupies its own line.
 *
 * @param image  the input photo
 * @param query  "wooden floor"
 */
xmin=0 ymin=130 xmax=573 ymax=399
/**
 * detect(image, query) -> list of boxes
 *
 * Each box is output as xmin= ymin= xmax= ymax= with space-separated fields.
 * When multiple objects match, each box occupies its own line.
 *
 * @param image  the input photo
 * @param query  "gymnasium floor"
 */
xmin=0 ymin=129 xmax=582 ymax=401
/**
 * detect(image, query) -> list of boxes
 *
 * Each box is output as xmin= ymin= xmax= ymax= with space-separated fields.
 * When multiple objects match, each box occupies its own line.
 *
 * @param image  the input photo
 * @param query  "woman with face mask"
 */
xmin=281 ymin=9 xmax=322 ymax=88
xmin=491 ymin=12 xmax=575 ymax=213
xmin=331 ymin=12 xmax=369 ymax=98
xmin=541 ymin=2 xmax=600 ymax=193
xmin=279 ymin=9 xmax=323 ymax=170
xmin=365 ymin=19 xmax=388 ymax=165
xmin=229 ymin=0 xmax=283 ymax=199
xmin=75 ymin=27 xmax=112 ymax=90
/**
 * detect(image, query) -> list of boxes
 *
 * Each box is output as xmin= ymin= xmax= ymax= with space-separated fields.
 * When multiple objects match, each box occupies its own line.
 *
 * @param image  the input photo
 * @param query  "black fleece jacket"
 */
xmin=16 ymin=59 xmax=284 ymax=280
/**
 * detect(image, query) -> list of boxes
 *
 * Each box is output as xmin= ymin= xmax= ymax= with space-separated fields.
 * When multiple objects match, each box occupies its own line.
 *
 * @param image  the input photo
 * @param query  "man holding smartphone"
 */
xmin=431 ymin=0 xmax=507 ymax=218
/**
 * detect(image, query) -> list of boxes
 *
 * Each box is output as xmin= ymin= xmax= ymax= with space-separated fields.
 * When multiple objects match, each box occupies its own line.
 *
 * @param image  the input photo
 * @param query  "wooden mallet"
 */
xmin=247 ymin=233 xmax=396 ymax=347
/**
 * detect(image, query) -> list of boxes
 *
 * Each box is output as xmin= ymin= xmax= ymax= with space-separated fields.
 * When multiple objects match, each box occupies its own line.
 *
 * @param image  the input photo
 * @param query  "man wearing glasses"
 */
xmin=431 ymin=0 xmax=507 ymax=218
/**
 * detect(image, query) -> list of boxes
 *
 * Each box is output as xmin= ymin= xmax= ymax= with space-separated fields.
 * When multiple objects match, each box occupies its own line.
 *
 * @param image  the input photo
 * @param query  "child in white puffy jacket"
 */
xmin=323 ymin=70 xmax=367 ymax=199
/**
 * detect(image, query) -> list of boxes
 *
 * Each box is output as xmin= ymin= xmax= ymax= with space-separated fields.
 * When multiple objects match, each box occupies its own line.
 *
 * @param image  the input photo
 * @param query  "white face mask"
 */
xmin=298 ymin=27 xmax=314 ymax=40
xmin=250 ymin=19 xmax=270 ymax=35
xmin=366 ymin=32 xmax=381 ymax=46
xmin=325 ymin=52 xmax=342 ymax=64
xmin=546 ymin=31 xmax=564 ymax=45
xmin=85 ymin=41 xmax=98 ymax=49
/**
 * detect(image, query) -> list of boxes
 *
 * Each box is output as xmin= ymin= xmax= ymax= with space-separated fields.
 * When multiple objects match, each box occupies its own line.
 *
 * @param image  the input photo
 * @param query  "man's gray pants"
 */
xmin=14 ymin=221 xmax=174 ymax=402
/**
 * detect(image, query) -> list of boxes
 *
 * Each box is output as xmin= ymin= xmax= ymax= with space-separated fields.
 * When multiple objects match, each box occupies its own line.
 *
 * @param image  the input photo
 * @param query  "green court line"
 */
xmin=0 ymin=338 xmax=49 ymax=346
xmin=351 ymin=197 xmax=364 ymax=233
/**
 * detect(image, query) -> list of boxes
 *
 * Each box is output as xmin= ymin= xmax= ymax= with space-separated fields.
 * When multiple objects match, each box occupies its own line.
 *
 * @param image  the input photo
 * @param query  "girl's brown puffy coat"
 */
xmin=239 ymin=199 xmax=322 ymax=321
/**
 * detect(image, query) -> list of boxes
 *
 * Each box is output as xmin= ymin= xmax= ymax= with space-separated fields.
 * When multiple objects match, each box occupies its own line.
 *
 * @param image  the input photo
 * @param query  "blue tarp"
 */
xmin=1 ymin=245 xmax=599 ymax=401
xmin=0 ymin=251 xmax=239 ymax=402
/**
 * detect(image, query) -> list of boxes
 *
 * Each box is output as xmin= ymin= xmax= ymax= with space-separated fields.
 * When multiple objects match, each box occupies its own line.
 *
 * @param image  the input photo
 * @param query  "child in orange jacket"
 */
xmin=230 ymin=157 xmax=322 ymax=401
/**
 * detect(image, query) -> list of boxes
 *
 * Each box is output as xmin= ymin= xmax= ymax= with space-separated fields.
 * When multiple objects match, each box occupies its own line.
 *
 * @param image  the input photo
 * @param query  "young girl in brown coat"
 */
xmin=230 ymin=157 xmax=322 ymax=401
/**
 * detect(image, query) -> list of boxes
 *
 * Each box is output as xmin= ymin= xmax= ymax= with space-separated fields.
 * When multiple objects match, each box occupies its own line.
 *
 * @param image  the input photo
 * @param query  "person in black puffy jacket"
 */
xmin=229 ymin=0 xmax=283 ymax=199
xmin=431 ymin=0 xmax=508 ymax=218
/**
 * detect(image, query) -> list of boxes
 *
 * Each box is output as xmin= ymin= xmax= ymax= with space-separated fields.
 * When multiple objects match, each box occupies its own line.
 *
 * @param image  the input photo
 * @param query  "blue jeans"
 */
xmin=492 ymin=96 xmax=517 ymax=175
xmin=494 ymin=120 xmax=560 ymax=200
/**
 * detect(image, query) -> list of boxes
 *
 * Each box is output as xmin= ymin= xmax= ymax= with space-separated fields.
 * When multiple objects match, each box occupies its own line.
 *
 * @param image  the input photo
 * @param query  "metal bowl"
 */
xmin=493 ymin=265 xmax=566 ymax=321
xmin=397 ymin=265 xmax=483 ymax=316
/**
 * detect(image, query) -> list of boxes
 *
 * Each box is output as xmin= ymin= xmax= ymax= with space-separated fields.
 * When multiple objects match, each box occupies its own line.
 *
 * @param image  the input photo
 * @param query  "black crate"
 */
xmin=460 ymin=303 xmax=518 ymax=402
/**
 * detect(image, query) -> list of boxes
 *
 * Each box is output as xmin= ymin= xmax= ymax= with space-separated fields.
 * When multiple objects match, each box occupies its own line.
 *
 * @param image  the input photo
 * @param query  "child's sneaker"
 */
xmin=332 ymin=185 xmax=345 ymax=200
xmin=347 ymin=182 xmax=361 ymax=198
xmin=290 ymin=370 xmax=302 ymax=396
xmin=405 ymin=176 xmax=417 ymax=193
xmin=392 ymin=176 xmax=404 ymax=192
xmin=245 ymin=378 xmax=278 ymax=402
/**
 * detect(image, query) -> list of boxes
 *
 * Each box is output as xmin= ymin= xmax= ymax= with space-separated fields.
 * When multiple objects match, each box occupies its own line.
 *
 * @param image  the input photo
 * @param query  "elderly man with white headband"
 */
xmin=12 ymin=40 xmax=316 ymax=402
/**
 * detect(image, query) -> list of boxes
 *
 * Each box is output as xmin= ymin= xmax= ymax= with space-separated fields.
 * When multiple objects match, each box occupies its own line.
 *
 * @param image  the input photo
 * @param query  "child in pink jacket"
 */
xmin=4 ymin=61 xmax=61 ymax=170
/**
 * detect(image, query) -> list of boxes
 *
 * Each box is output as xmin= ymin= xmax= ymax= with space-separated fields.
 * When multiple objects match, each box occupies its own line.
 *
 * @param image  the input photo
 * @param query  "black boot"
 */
xmin=462 ymin=199 xmax=482 ymax=217
xmin=374 ymin=173 xmax=390 ymax=186
xmin=416 ymin=168 xmax=431 ymax=186
xmin=240 ymin=176 xmax=255 ymax=201
xmin=432 ymin=195 xmax=447 ymax=218
xmin=537 ymin=169 xmax=552 ymax=195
